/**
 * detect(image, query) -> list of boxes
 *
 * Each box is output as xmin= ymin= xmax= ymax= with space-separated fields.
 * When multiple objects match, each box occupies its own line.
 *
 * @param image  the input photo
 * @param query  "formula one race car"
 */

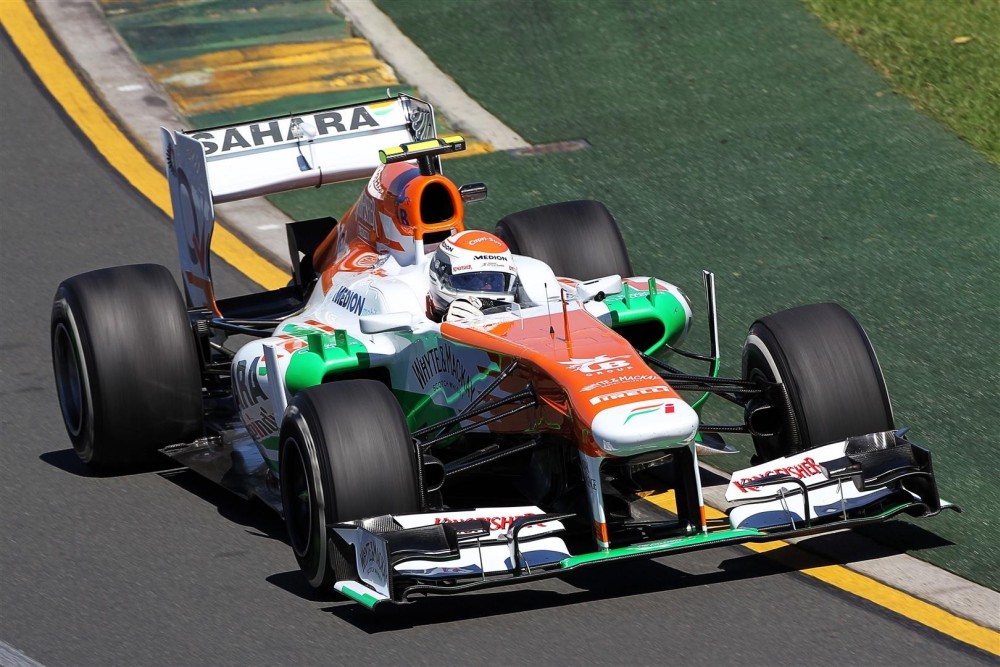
xmin=51 ymin=95 xmax=956 ymax=608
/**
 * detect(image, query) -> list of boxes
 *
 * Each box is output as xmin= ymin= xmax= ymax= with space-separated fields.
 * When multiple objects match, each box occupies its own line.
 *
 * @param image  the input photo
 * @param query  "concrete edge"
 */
xmin=28 ymin=0 xmax=1000 ymax=636
xmin=333 ymin=0 xmax=530 ymax=150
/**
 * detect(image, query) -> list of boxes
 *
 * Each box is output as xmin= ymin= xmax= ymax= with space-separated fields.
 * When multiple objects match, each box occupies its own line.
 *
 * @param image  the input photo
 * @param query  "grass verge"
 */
xmin=804 ymin=0 xmax=1000 ymax=165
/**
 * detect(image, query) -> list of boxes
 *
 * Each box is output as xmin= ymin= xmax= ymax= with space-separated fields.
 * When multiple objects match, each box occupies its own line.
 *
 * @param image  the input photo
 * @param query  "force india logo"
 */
xmin=623 ymin=401 xmax=675 ymax=424
xmin=560 ymin=355 xmax=632 ymax=376
xmin=358 ymin=536 xmax=388 ymax=588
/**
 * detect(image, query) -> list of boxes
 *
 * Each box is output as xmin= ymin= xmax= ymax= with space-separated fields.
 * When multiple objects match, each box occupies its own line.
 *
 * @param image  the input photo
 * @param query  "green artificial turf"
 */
xmin=804 ymin=0 xmax=1000 ymax=165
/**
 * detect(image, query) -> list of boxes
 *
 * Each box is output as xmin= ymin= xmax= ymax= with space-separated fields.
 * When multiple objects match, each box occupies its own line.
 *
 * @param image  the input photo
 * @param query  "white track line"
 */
xmin=0 ymin=640 xmax=45 ymax=667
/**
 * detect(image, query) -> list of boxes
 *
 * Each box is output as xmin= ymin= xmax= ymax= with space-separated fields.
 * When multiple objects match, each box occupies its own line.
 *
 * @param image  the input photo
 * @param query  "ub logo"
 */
xmin=559 ymin=355 xmax=631 ymax=375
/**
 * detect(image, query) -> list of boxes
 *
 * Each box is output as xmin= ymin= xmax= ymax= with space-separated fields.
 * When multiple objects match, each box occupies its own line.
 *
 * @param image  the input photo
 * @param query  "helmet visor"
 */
xmin=450 ymin=271 xmax=513 ymax=294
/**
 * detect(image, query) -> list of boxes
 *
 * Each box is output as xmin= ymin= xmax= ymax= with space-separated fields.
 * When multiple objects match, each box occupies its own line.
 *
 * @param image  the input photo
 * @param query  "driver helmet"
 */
xmin=428 ymin=230 xmax=518 ymax=317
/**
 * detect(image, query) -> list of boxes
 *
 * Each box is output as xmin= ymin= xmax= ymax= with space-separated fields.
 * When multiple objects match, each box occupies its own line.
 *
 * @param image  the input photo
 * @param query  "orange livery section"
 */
xmin=315 ymin=161 xmax=466 ymax=289
xmin=442 ymin=306 xmax=693 ymax=458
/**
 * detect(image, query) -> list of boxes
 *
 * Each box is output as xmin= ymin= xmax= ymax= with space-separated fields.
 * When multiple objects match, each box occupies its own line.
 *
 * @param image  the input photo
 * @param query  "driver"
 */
xmin=428 ymin=230 xmax=519 ymax=322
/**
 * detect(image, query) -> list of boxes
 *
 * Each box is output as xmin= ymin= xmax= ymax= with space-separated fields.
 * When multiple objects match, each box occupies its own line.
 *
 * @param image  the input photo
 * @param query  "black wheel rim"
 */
xmin=53 ymin=322 xmax=85 ymax=438
xmin=744 ymin=346 xmax=787 ymax=462
xmin=283 ymin=439 xmax=313 ymax=557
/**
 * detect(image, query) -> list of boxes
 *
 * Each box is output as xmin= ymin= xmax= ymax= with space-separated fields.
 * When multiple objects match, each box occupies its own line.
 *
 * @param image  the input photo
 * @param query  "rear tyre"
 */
xmin=742 ymin=303 xmax=894 ymax=462
xmin=278 ymin=380 xmax=420 ymax=589
xmin=495 ymin=200 xmax=633 ymax=280
xmin=50 ymin=264 xmax=204 ymax=471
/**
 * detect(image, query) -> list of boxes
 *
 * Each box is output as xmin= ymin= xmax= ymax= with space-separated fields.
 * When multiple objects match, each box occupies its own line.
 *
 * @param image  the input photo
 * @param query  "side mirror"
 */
xmin=459 ymin=182 xmax=488 ymax=203
xmin=576 ymin=275 xmax=623 ymax=302
xmin=359 ymin=312 xmax=413 ymax=334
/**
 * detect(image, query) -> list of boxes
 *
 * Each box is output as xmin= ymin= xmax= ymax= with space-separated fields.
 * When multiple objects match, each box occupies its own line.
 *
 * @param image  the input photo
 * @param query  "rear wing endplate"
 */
xmin=161 ymin=94 xmax=436 ymax=311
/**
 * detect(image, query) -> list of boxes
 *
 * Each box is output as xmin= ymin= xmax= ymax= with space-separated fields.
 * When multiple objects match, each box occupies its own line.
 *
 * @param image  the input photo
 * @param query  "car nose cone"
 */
xmin=590 ymin=399 xmax=699 ymax=455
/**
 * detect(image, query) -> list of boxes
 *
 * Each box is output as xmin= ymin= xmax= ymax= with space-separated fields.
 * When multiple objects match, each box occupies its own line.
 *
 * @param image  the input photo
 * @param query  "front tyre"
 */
xmin=51 ymin=264 xmax=204 ymax=471
xmin=742 ymin=303 xmax=894 ymax=462
xmin=278 ymin=380 xmax=420 ymax=590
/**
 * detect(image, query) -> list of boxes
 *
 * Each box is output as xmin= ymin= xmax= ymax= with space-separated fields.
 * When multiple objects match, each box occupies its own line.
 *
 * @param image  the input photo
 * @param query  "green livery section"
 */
xmin=394 ymin=387 xmax=460 ymax=434
xmin=281 ymin=325 xmax=487 ymax=437
xmin=560 ymin=528 xmax=762 ymax=567
xmin=104 ymin=0 xmax=349 ymax=65
xmin=604 ymin=279 xmax=690 ymax=355
xmin=282 ymin=325 xmax=371 ymax=395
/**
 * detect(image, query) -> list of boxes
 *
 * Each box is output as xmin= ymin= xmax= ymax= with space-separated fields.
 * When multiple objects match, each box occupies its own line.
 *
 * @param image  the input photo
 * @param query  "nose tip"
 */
xmin=590 ymin=399 xmax=699 ymax=455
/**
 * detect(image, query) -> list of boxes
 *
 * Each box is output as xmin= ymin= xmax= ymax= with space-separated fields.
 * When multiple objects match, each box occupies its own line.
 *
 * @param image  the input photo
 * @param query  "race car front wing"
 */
xmin=327 ymin=430 xmax=958 ymax=608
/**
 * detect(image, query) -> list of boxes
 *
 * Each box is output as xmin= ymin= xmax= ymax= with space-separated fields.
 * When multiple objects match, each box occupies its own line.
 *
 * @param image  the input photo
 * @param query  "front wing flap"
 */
xmin=326 ymin=433 xmax=956 ymax=608
xmin=725 ymin=430 xmax=958 ymax=531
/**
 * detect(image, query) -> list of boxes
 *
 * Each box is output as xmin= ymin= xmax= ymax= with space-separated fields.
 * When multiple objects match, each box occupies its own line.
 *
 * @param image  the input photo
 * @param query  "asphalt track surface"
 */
xmin=0 ymin=35 xmax=994 ymax=667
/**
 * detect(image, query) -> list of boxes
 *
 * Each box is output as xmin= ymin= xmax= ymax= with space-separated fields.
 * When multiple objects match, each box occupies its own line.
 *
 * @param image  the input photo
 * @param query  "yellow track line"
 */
xmin=0 ymin=0 xmax=287 ymax=291
xmin=746 ymin=539 xmax=999 ymax=655
xmin=645 ymin=494 xmax=999 ymax=656
xmin=3 ymin=0 xmax=997 ymax=656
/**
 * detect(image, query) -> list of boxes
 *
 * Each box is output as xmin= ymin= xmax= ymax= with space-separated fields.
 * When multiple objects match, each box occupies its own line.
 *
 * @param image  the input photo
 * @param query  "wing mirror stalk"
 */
xmin=359 ymin=312 xmax=413 ymax=334
xmin=576 ymin=275 xmax=623 ymax=302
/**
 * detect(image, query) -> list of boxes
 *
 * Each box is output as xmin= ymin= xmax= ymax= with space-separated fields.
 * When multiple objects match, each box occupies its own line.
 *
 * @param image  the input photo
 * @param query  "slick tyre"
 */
xmin=496 ymin=200 xmax=633 ymax=280
xmin=50 ymin=264 xmax=204 ymax=471
xmin=742 ymin=303 xmax=894 ymax=462
xmin=279 ymin=380 xmax=420 ymax=590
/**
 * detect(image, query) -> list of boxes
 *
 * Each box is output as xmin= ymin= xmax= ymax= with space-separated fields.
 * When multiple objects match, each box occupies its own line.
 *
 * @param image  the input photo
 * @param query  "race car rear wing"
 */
xmin=160 ymin=94 xmax=436 ymax=312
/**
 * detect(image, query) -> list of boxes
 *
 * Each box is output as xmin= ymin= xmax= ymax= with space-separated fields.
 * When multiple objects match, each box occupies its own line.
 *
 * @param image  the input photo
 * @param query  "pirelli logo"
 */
xmin=589 ymin=385 xmax=670 ymax=405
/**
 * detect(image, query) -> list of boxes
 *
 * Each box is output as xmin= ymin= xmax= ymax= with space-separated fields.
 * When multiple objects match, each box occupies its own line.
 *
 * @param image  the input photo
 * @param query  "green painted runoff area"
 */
xmin=103 ymin=0 xmax=998 ymax=588
xmin=102 ymin=0 xmax=451 ymax=139
xmin=103 ymin=0 xmax=349 ymax=64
